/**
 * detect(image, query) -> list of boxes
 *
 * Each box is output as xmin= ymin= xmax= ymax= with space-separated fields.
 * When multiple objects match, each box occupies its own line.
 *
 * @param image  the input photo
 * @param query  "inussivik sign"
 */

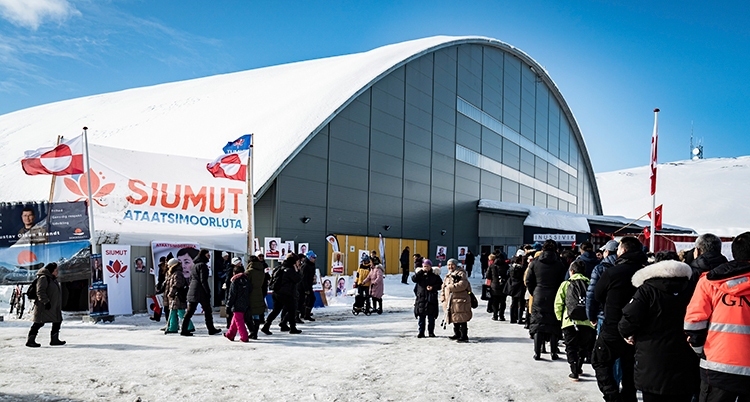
xmin=52 ymin=144 xmax=248 ymax=252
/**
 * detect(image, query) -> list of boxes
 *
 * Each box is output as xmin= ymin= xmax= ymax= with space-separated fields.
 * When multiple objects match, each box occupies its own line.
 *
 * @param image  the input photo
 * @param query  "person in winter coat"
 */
xmin=400 ymin=247 xmax=410 ymax=284
xmin=555 ymin=260 xmax=596 ymax=380
xmin=297 ymin=251 xmax=317 ymax=322
xmin=441 ymin=258 xmax=472 ymax=342
xmin=685 ymin=232 xmax=750 ymax=402
xmin=181 ymin=249 xmax=221 ymax=336
xmin=688 ymin=233 xmax=727 ymax=289
xmin=464 ymin=249 xmax=475 ymax=277
xmin=618 ymin=257 xmax=698 ymax=401
xmin=569 ymin=241 xmax=599 ymax=279
xmin=26 ymin=263 xmax=65 ymax=347
xmin=354 ymin=255 xmax=372 ymax=312
xmin=153 ymin=256 xmax=168 ymax=323
xmin=224 ymin=257 xmax=243 ymax=328
xmin=586 ymin=240 xmax=619 ymax=325
xmin=592 ymin=236 xmax=647 ymax=402
xmin=506 ymin=256 xmax=527 ymax=324
xmin=224 ymin=265 xmax=251 ymax=342
xmin=363 ymin=263 xmax=385 ymax=314
xmin=412 ymin=259 xmax=442 ymax=337
xmin=526 ymin=239 xmax=566 ymax=360
xmin=487 ymin=254 xmax=509 ymax=321
xmin=244 ymin=255 xmax=270 ymax=340
xmin=262 ymin=254 xmax=302 ymax=335
xmin=164 ymin=258 xmax=194 ymax=334
xmin=480 ymin=252 xmax=489 ymax=279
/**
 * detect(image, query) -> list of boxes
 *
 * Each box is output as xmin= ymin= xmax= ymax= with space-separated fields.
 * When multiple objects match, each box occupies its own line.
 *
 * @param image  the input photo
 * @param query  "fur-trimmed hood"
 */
xmin=632 ymin=260 xmax=692 ymax=288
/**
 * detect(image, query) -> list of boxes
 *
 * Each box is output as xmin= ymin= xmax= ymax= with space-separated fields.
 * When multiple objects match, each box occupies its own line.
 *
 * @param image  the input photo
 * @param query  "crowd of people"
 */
xmin=22 ymin=231 xmax=750 ymax=401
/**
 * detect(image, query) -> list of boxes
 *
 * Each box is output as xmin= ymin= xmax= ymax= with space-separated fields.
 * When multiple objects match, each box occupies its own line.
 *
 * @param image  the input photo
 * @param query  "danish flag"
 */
xmin=206 ymin=150 xmax=248 ymax=181
xmin=21 ymin=135 xmax=85 ymax=176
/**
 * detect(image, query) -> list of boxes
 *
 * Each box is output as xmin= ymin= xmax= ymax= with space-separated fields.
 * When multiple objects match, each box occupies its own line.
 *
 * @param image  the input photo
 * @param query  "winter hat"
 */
xmin=255 ymin=250 xmax=264 ymax=257
xmin=306 ymin=251 xmax=316 ymax=259
xmin=448 ymin=258 xmax=459 ymax=266
xmin=533 ymin=243 xmax=542 ymax=251
xmin=422 ymin=259 xmax=432 ymax=267
xmin=232 ymin=257 xmax=242 ymax=265
xmin=361 ymin=255 xmax=370 ymax=263
xmin=222 ymin=251 xmax=229 ymax=258
xmin=167 ymin=258 xmax=179 ymax=269
xmin=600 ymin=240 xmax=619 ymax=252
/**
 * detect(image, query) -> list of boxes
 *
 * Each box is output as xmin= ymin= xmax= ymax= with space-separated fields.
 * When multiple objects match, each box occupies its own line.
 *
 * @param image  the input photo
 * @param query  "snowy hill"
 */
xmin=595 ymin=156 xmax=750 ymax=237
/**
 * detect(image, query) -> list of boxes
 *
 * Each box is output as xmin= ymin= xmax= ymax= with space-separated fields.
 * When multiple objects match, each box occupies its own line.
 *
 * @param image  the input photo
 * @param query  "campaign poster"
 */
xmin=147 ymin=294 xmax=163 ymax=318
xmin=134 ymin=256 xmax=147 ymax=273
xmin=331 ymin=251 xmax=344 ymax=274
xmin=322 ymin=276 xmax=335 ymax=300
xmin=436 ymin=246 xmax=447 ymax=261
xmin=0 ymin=201 xmax=90 ymax=247
xmin=285 ymin=241 xmax=294 ymax=257
xmin=101 ymin=244 xmax=132 ymax=315
xmin=335 ymin=276 xmax=348 ymax=297
xmin=298 ymin=243 xmax=309 ymax=255
xmin=91 ymin=253 xmax=103 ymax=284
xmin=264 ymin=237 xmax=281 ymax=259
xmin=313 ymin=269 xmax=323 ymax=291
xmin=358 ymin=249 xmax=369 ymax=263
xmin=457 ymin=246 xmax=467 ymax=261
xmin=253 ymin=237 xmax=260 ymax=254
xmin=89 ymin=282 xmax=109 ymax=317
xmin=0 ymin=240 xmax=91 ymax=285
xmin=151 ymin=241 xmax=200 ymax=283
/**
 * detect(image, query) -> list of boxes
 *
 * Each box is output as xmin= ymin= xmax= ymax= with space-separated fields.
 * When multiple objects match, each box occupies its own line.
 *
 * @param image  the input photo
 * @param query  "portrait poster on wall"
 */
xmin=457 ymin=247 xmax=467 ymax=261
xmin=89 ymin=282 xmax=109 ymax=317
xmin=436 ymin=246 xmax=447 ymax=261
xmin=358 ymin=250 xmax=369 ymax=262
xmin=331 ymin=251 xmax=344 ymax=274
xmin=298 ymin=243 xmax=309 ymax=255
xmin=91 ymin=253 xmax=103 ymax=284
xmin=134 ymin=256 xmax=147 ymax=272
xmin=264 ymin=237 xmax=281 ymax=259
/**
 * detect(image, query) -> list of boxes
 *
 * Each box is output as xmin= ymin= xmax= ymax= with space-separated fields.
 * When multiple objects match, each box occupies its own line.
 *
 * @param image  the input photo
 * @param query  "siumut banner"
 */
xmin=53 ymin=144 xmax=248 ymax=251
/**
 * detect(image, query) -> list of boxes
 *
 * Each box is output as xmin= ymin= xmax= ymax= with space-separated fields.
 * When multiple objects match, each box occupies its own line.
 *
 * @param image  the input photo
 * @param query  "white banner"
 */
xmin=53 ymin=144 xmax=248 ymax=251
xmin=101 ymin=244 xmax=132 ymax=315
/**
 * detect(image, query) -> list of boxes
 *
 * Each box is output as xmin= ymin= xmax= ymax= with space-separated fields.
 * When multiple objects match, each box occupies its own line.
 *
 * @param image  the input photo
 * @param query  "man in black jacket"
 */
xmin=689 ymin=233 xmax=727 ymax=286
xmin=412 ymin=259 xmax=442 ymax=338
xmin=400 ymin=247 xmax=410 ymax=284
xmin=181 ymin=249 xmax=221 ymax=336
xmin=592 ymin=236 xmax=647 ymax=402
xmin=297 ymin=251 xmax=317 ymax=322
xmin=262 ymin=255 xmax=302 ymax=335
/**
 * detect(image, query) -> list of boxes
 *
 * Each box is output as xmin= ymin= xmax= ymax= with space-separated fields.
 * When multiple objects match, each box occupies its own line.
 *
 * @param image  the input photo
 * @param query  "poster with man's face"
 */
xmin=298 ymin=243 xmax=309 ymax=255
xmin=91 ymin=253 xmax=103 ymax=284
xmin=264 ymin=237 xmax=281 ymax=259
xmin=331 ymin=251 xmax=344 ymax=274
xmin=134 ymin=256 xmax=147 ymax=272
xmin=285 ymin=241 xmax=294 ymax=257
xmin=457 ymin=247 xmax=467 ymax=261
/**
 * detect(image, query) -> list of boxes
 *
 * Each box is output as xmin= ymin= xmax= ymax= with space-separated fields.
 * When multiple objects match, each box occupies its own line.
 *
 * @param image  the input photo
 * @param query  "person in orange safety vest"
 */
xmin=684 ymin=231 xmax=750 ymax=402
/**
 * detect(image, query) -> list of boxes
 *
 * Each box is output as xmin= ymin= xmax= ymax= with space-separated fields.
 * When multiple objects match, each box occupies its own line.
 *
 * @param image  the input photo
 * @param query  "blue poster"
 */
xmin=0 ymin=240 xmax=91 ymax=285
xmin=0 ymin=201 xmax=90 ymax=247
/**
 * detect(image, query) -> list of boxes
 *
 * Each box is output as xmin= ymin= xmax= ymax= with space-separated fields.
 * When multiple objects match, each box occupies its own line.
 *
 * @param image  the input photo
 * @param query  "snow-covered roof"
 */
xmin=0 ymin=35 xmax=598 ymax=205
xmin=596 ymin=156 xmax=750 ymax=237
xmin=478 ymin=199 xmax=694 ymax=234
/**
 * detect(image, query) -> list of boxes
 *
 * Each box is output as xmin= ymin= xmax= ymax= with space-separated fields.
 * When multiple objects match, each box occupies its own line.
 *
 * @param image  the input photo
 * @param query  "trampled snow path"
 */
xmin=1 ymin=275 xmax=604 ymax=402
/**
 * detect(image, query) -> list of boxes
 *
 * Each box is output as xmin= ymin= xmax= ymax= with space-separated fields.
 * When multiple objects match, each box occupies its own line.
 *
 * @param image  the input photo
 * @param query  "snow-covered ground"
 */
xmin=0 ymin=275 xmax=604 ymax=402
xmin=596 ymin=156 xmax=750 ymax=237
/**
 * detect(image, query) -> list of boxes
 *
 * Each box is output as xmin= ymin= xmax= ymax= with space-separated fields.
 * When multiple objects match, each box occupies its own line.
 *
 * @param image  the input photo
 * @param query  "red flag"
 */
xmin=21 ymin=135 xmax=85 ymax=176
xmin=206 ymin=150 xmax=248 ymax=181
xmin=643 ymin=226 xmax=651 ymax=240
xmin=650 ymin=109 xmax=660 ymax=196
xmin=647 ymin=204 xmax=664 ymax=232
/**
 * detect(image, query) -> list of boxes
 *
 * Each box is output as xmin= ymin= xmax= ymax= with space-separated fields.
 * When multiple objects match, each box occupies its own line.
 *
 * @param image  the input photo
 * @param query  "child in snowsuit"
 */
xmin=554 ymin=260 xmax=595 ymax=381
xmin=225 ymin=264 xmax=251 ymax=342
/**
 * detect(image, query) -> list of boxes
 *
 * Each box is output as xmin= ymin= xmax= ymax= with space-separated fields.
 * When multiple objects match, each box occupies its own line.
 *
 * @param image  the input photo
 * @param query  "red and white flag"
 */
xmin=21 ymin=135 xmax=85 ymax=176
xmin=206 ymin=150 xmax=248 ymax=181
xmin=650 ymin=109 xmax=660 ymax=196
xmin=648 ymin=204 xmax=664 ymax=231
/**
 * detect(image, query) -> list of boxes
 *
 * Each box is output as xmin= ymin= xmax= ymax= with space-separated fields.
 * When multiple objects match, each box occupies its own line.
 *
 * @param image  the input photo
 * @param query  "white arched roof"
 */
xmin=0 ymin=35 xmax=600 ymax=210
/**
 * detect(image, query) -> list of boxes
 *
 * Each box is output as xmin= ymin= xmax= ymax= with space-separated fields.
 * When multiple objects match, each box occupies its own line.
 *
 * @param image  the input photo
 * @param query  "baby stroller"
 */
xmin=352 ymin=293 xmax=372 ymax=316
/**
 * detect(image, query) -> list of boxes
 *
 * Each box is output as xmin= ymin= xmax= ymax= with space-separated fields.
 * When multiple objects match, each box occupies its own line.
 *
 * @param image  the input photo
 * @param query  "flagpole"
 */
xmin=46 ymin=135 xmax=63 ymax=231
xmin=246 ymin=135 xmax=254 ymax=255
xmin=83 ymin=127 xmax=97 ymax=254
xmin=650 ymin=109 xmax=660 ymax=253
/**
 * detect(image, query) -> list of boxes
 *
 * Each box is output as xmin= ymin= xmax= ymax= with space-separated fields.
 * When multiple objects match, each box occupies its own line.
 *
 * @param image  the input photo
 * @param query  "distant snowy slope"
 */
xmin=596 ymin=156 xmax=750 ymax=237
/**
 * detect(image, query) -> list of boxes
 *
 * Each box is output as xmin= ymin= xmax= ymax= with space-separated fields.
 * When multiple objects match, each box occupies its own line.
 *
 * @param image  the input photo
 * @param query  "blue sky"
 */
xmin=1 ymin=0 xmax=748 ymax=173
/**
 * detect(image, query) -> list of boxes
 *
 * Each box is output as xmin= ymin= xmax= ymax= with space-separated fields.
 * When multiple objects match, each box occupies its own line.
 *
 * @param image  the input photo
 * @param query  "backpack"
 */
xmin=268 ymin=266 xmax=284 ymax=291
xmin=565 ymin=279 xmax=588 ymax=321
xmin=26 ymin=277 xmax=40 ymax=300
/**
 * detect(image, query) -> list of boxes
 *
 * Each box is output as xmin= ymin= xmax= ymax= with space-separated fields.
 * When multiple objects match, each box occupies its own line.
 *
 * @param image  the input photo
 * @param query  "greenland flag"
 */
xmin=206 ymin=150 xmax=248 ymax=181
xmin=22 ymin=135 xmax=85 ymax=176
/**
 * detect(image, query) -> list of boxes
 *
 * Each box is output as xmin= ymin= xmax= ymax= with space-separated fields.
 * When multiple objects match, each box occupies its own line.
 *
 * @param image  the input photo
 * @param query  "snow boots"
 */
xmin=50 ymin=330 xmax=66 ymax=346
xmin=449 ymin=324 xmax=461 ymax=340
xmin=304 ymin=307 xmax=315 ymax=322
xmin=26 ymin=326 xmax=40 ymax=348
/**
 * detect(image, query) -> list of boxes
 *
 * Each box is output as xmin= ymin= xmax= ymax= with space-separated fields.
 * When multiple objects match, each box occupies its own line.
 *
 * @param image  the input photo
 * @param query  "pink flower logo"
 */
xmin=64 ymin=169 xmax=115 ymax=206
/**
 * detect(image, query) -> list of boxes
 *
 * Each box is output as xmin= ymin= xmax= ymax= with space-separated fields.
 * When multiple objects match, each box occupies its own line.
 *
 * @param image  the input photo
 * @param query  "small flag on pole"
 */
xmin=650 ymin=109 xmax=660 ymax=196
xmin=222 ymin=134 xmax=252 ymax=154
xmin=21 ymin=135 xmax=85 ymax=176
xmin=206 ymin=150 xmax=248 ymax=181
xmin=643 ymin=226 xmax=651 ymax=240
xmin=648 ymin=205 xmax=664 ymax=231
